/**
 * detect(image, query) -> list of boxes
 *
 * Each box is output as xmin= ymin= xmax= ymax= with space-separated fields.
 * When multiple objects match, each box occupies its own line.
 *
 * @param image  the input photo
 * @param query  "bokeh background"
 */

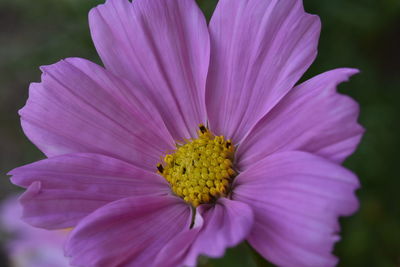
xmin=0 ymin=0 xmax=399 ymax=266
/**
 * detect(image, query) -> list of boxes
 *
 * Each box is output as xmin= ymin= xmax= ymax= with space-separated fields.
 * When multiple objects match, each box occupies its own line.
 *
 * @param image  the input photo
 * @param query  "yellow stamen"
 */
xmin=157 ymin=124 xmax=236 ymax=207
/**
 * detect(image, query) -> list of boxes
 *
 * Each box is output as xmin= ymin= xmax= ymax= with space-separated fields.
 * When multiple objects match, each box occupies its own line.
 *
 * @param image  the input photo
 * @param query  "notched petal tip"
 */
xmin=39 ymin=59 xmax=65 ymax=74
xmin=19 ymin=181 xmax=42 ymax=200
xmin=7 ymin=166 xmax=19 ymax=177
xmin=8 ymin=161 xmax=43 ymax=187
xmin=331 ymin=67 xmax=360 ymax=86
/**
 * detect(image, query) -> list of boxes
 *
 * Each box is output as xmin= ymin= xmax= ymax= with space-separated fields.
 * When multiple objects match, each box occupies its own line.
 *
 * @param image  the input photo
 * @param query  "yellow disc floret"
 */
xmin=157 ymin=125 xmax=236 ymax=207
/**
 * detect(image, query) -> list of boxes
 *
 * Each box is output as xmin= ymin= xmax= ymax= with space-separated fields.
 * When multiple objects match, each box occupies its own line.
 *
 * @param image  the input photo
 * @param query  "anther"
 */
xmin=226 ymin=140 xmax=232 ymax=148
xmin=199 ymin=124 xmax=207 ymax=134
xmin=157 ymin=164 xmax=164 ymax=173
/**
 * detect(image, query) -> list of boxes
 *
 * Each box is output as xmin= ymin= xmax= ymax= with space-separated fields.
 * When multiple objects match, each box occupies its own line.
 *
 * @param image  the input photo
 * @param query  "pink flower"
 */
xmin=0 ymin=195 xmax=70 ymax=267
xmin=9 ymin=0 xmax=364 ymax=266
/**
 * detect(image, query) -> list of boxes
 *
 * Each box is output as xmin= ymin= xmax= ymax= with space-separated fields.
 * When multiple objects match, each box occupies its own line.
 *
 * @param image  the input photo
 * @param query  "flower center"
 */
xmin=157 ymin=125 xmax=236 ymax=207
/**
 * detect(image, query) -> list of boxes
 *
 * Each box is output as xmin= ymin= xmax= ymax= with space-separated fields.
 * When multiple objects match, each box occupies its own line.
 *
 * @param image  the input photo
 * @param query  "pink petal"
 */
xmin=9 ymin=153 xmax=169 ymax=229
xmin=65 ymin=195 xmax=191 ymax=267
xmin=206 ymin=0 xmax=321 ymax=143
xmin=154 ymin=209 xmax=204 ymax=267
xmin=237 ymin=68 xmax=364 ymax=170
xmin=20 ymin=58 xmax=174 ymax=171
xmin=89 ymin=0 xmax=210 ymax=140
xmin=232 ymin=151 xmax=360 ymax=267
xmin=155 ymin=198 xmax=253 ymax=267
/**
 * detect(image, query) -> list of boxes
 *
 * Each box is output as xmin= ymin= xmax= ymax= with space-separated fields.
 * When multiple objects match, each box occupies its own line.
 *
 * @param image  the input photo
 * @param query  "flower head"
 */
xmin=157 ymin=125 xmax=236 ymax=207
xmin=9 ymin=0 xmax=364 ymax=266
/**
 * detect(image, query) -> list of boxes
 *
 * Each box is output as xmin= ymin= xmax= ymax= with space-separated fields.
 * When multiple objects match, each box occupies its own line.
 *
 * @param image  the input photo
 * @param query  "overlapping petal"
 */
xmin=89 ymin=0 xmax=210 ymax=139
xmin=20 ymin=58 xmax=174 ymax=171
xmin=9 ymin=153 xmax=169 ymax=229
xmin=206 ymin=0 xmax=321 ymax=143
xmin=155 ymin=198 xmax=253 ymax=267
xmin=237 ymin=68 xmax=364 ymax=170
xmin=233 ymin=151 xmax=359 ymax=267
xmin=65 ymin=195 xmax=191 ymax=267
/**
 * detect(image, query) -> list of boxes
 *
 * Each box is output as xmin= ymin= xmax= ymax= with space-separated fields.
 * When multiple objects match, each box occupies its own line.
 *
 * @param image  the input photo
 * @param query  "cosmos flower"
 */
xmin=0 ymin=195 xmax=70 ymax=267
xmin=9 ymin=0 xmax=364 ymax=266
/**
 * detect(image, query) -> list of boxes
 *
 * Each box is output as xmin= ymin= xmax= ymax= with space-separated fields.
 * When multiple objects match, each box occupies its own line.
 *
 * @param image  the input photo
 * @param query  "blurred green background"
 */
xmin=0 ymin=0 xmax=399 ymax=266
